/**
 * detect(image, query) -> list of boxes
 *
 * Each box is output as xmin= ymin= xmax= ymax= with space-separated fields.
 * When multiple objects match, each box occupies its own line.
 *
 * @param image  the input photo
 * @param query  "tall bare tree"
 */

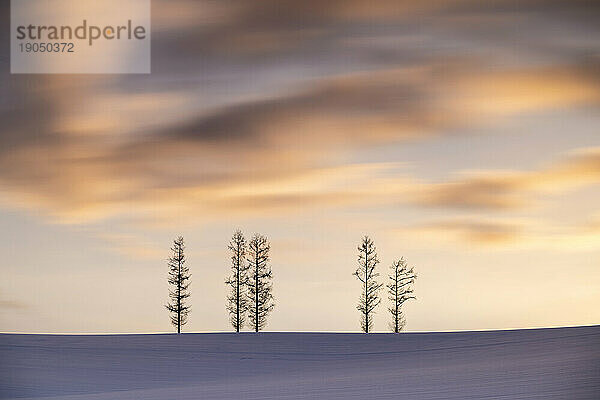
xmin=225 ymin=230 xmax=249 ymax=332
xmin=247 ymin=233 xmax=274 ymax=332
xmin=387 ymin=258 xmax=416 ymax=333
xmin=165 ymin=236 xmax=191 ymax=333
xmin=353 ymin=236 xmax=383 ymax=333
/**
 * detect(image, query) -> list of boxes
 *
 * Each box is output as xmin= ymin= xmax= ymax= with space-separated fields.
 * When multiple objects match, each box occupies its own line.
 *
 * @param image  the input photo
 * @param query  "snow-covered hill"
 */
xmin=1 ymin=326 xmax=599 ymax=399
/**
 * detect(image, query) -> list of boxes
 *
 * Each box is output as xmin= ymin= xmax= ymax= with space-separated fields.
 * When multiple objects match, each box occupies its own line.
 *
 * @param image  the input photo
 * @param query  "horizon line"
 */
xmin=2 ymin=324 xmax=598 ymax=336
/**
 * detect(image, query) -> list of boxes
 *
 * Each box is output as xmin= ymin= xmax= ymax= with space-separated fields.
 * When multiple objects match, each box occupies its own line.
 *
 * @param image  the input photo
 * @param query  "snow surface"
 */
xmin=1 ymin=326 xmax=599 ymax=399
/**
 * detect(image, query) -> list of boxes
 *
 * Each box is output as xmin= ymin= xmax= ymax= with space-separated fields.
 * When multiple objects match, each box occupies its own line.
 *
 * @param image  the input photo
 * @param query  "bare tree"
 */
xmin=353 ymin=236 xmax=383 ymax=333
xmin=247 ymin=233 xmax=274 ymax=332
xmin=387 ymin=258 xmax=416 ymax=333
xmin=165 ymin=236 xmax=191 ymax=333
xmin=225 ymin=230 xmax=249 ymax=332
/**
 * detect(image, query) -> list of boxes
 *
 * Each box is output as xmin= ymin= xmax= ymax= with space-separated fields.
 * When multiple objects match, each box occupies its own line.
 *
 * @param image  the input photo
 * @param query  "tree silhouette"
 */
xmin=225 ymin=230 xmax=249 ymax=332
xmin=387 ymin=258 xmax=416 ymax=333
xmin=353 ymin=236 xmax=383 ymax=333
xmin=247 ymin=233 xmax=274 ymax=332
xmin=165 ymin=236 xmax=191 ymax=333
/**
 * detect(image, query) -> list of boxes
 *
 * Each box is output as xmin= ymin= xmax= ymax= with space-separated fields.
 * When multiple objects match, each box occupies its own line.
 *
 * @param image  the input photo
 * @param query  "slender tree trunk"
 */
xmin=394 ymin=271 xmax=398 ymax=333
xmin=166 ymin=236 xmax=191 ymax=334
xmin=395 ymin=291 xmax=398 ymax=333
xmin=364 ymin=246 xmax=368 ymax=333
xmin=236 ymin=251 xmax=240 ymax=333
xmin=255 ymin=258 xmax=259 ymax=332
xmin=354 ymin=236 xmax=381 ymax=334
xmin=177 ymin=247 xmax=181 ymax=334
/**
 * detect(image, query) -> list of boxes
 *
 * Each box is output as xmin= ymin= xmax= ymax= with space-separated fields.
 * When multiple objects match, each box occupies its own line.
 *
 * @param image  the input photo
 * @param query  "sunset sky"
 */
xmin=1 ymin=0 xmax=599 ymax=333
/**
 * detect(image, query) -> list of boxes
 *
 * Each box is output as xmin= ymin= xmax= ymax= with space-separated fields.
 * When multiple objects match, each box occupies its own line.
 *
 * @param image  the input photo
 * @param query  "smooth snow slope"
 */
xmin=1 ymin=326 xmax=599 ymax=400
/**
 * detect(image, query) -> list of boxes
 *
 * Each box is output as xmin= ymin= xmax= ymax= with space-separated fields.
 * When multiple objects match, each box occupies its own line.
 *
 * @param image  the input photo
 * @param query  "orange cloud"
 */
xmin=407 ymin=218 xmax=523 ymax=245
xmin=416 ymin=147 xmax=600 ymax=210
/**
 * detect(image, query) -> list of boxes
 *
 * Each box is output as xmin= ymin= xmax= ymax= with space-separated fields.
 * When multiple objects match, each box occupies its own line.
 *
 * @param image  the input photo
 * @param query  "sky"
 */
xmin=1 ymin=0 xmax=599 ymax=333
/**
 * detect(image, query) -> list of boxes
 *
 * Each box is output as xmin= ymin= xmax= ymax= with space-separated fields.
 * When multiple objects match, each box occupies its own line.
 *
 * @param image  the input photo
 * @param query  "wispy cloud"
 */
xmin=98 ymin=233 xmax=165 ymax=260
xmin=416 ymin=147 xmax=600 ymax=210
xmin=405 ymin=217 xmax=524 ymax=246
xmin=397 ymin=214 xmax=600 ymax=251
xmin=0 ymin=299 xmax=29 ymax=311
